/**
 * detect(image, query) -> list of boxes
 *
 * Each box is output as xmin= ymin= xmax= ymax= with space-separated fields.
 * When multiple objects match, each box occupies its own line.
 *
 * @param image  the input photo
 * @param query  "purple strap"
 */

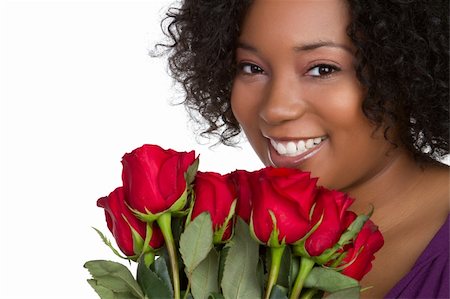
xmin=385 ymin=215 xmax=449 ymax=298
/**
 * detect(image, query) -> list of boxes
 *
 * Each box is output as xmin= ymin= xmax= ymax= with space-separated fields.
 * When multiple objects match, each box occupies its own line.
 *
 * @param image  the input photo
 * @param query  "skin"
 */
xmin=231 ymin=0 xmax=449 ymax=297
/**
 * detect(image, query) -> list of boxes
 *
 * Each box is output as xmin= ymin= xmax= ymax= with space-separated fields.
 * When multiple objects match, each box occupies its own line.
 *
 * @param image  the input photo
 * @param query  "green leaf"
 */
xmin=137 ymin=259 xmax=173 ymax=299
xmin=257 ymin=256 xmax=265 ymax=295
xmin=171 ymin=215 xmax=186 ymax=243
xmin=326 ymin=286 xmax=361 ymax=299
xmin=181 ymin=291 xmax=194 ymax=299
xmin=218 ymin=245 xmax=230 ymax=286
xmin=84 ymin=260 xmax=144 ymax=299
xmin=221 ymin=218 xmax=262 ymax=299
xmin=269 ymin=285 xmax=288 ymax=299
xmin=289 ymin=256 xmax=300 ymax=290
xmin=304 ymin=267 xmax=360 ymax=293
xmin=87 ymin=279 xmax=140 ymax=299
xmin=191 ymin=248 xmax=220 ymax=299
xmin=180 ymin=212 xmax=214 ymax=274
xmin=208 ymin=293 xmax=225 ymax=299
xmin=151 ymin=257 xmax=173 ymax=292
xmin=186 ymin=157 xmax=200 ymax=185
xmin=92 ymin=227 xmax=129 ymax=260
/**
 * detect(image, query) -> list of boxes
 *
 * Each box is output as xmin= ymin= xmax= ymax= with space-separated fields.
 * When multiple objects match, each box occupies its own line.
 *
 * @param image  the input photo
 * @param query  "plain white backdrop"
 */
xmin=0 ymin=1 xmax=261 ymax=298
xmin=2 ymin=1 xmax=449 ymax=299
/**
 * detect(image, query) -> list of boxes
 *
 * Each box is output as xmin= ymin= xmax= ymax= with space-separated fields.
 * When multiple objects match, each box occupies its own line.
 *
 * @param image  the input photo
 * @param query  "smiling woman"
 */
xmin=157 ymin=0 xmax=449 ymax=298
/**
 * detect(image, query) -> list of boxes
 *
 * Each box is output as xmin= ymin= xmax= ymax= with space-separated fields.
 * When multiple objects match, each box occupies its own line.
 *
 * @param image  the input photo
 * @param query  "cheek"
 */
xmin=231 ymin=81 xmax=270 ymax=162
xmin=312 ymin=78 xmax=367 ymax=132
xmin=231 ymin=81 xmax=259 ymax=129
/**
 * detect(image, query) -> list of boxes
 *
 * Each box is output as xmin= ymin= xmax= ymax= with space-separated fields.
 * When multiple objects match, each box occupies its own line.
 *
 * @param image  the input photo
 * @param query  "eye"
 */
xmin=306 ymin=64 xmax=340 ymax=78
xmin=238 ymin=62 xmax=265 ymax=75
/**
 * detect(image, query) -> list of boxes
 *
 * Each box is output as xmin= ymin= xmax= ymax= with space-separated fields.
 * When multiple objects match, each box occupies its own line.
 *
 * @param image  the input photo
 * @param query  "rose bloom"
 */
xmin=121 ymin=144 xmax=196 ymax=215
xmin=229 ymin=169 xmax=253 ymax=223
xmin=97 ymin=187 xmax=164 ymax=258
xmin=249 ymin=167 xmax=318 ymax=245
xmin=305 ymin=188 xmax=355 ymax=256
xmin=191 ymin=171 xmax=237 ymax=242
xmin=341 ymin=219 xmax=384 ymax=281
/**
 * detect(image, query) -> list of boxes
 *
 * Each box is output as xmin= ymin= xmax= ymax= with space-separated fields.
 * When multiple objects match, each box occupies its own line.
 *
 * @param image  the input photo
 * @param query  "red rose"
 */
xmin=340 ymin=219 xmax=384 ymax=281
xmin=191 ymin=171 xmax=237 ymax=243
xmin=121 ymin=144 xmax=196 ymax=216
xmin=229 ymin=169 xmax=253 ymax=223
xmin=97 ymin=187 xmax=164 ymax=258
xmin=305 ymin=188 xmax=354 ymax=256
xmin=249 ymin=167 xmax=318 ymax=245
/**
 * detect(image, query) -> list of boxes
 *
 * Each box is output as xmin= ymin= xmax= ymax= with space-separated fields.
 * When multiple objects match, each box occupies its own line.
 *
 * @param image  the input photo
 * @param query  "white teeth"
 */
xmin=270 ymin=139 xmax=277 ymax=149
xmin=286 ymin=142 xmax=297 ymax=155
xmin=277 ymin=143 xmax=287 ymax=155
xmin=305 ymin=139 xmax=315 ymax=149
xmin=271 ymin=137 xmax=326 ymax=156
xmin=297 ymin=140 xmax=306 ymax=151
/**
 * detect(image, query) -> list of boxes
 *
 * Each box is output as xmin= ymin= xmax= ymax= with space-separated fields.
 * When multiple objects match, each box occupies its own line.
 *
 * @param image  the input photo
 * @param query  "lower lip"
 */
xmin=267 ymin=139 xmax=326 ymax=168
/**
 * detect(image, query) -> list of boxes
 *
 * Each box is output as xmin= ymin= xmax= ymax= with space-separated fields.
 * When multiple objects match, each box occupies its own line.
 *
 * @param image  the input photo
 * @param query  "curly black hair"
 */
xmin=156 ymin=0 xmax=449 ymax=163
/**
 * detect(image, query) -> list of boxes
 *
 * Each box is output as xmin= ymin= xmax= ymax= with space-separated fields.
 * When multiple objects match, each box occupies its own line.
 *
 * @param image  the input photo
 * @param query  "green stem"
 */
xmin=157 ymin=213 xmax=180 ymax=299
xmin=289 ymin=257 xmax=315 ymax=299
xmin=300 ymin=288 xmax=318 ymax=299
xmin=183 ymin=278 xmax=191 ymax=299
xmin=264 ymin=246 xmax=285 ymax=299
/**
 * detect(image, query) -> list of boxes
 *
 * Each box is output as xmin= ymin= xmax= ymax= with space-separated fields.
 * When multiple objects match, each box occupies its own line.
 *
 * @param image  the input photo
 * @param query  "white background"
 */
xmin=0 ymin=1 xmax=262 ymax=298
xmin=1 ymin=1 xmax=448 ymax=299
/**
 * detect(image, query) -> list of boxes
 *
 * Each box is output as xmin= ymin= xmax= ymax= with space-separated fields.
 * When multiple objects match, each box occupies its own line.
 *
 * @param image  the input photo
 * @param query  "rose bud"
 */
xmin=97 ymin=187 xmax=164 ymax=260
xmin=121 ymin=144 xmax=197 ymax=220
xmin=304 ymin=188 xmax=355 ymax=256
xmin=249 ymin=167 xmax=318 ymax=246
xmin=191 ymin=171 xmax=237 ymax=243
xmin=228 ymin=169 xmax=253 ymax=223
xmin=340 ymin=219 xmax=384 ymax=281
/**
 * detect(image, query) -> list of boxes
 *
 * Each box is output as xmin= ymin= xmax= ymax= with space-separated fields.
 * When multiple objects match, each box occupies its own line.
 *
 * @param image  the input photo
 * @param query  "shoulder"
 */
xmin=385 ymin=215 xmax=449 ymax=299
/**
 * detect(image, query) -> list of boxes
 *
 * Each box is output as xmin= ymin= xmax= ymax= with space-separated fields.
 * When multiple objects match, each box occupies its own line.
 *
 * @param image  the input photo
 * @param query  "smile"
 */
xmin=267 ymin=136 xmax=328 ymax=168
xmin=270 ymin=137 xmax=327 ymax=157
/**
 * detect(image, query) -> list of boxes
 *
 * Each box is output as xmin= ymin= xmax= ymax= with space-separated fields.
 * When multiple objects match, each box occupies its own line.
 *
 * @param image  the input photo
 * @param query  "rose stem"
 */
xmin=289 ymin=257 xmax=315 ymax=299
xmin=264 ymin=246 xmax=285 ymax=299
xmin=299 ymin=288 xmax=318 ymax=299
xmin=157 ymin=212 xmax=180 ymax=299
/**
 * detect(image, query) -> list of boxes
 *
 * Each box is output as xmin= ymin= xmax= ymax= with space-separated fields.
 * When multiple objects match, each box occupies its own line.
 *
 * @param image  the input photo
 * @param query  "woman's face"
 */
xmin=231 ymin=0 xmax=397 ymax=191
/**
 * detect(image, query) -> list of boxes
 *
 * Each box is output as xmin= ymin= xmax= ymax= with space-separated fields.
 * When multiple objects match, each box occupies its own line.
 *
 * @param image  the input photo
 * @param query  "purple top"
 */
xmin=385 ymin=215 xmax=449 ymax=299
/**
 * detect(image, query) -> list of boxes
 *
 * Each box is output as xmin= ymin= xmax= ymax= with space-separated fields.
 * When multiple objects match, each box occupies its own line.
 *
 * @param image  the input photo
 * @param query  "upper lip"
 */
xmin=263 ymin=134 xmax=326 ymax=142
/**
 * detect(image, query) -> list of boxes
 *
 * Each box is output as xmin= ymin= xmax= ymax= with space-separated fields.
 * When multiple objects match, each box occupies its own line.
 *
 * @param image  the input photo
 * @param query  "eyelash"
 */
xmin=237 ymin=62 xmax=341 ymax=78
xmin=306 ymin=64 xmax=341 ymax=78
xmin=238 ymin=62 xmax=265 ymax=75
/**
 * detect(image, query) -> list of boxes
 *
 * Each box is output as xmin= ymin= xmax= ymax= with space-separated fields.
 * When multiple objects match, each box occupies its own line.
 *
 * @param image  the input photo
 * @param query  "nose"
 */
xmin=259 ymin=74 xmax=306 ymax=125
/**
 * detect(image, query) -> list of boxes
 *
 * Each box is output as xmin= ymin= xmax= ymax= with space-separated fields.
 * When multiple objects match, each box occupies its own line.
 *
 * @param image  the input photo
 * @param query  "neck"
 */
xmin=343 ymin=150 xmax=447 ymax=234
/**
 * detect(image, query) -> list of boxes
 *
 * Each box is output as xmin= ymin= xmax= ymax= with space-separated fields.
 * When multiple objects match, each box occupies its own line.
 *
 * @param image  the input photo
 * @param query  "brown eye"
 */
xmin=307 ymin=64 xmax=340 ymax=78
xmin=239 ymin=63 xmax=264 ymax=75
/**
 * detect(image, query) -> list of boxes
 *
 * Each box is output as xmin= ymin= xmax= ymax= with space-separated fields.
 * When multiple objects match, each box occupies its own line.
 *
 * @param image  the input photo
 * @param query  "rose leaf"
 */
xmin=304 ymin=267 xmax=360 ymax=293
xmin=84 ymin=260 xmax=144 ymax=299
xmin=191 ymin=248 xmax=220 ymax=299
xmin=221 ymin=218 xmax=261 ymax=299
xmin=180 ymin=212 xmax=214 ymax=274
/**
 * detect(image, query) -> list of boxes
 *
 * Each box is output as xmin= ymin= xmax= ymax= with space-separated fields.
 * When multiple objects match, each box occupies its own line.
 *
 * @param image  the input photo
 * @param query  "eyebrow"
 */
xmin=294 ymin=41 xmax=353 ymax=53
xmin=237 ymin=40 xmax=353 ymax=54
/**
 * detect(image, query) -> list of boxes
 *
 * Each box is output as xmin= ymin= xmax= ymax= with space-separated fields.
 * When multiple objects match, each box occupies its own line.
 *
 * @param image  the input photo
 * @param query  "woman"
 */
xmin=158 ymin=0 xmax=449 ymax=297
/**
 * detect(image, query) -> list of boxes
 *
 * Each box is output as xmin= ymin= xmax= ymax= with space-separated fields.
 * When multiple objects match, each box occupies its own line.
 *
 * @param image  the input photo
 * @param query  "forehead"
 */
xmin=239 ymin=0 xmax=352 ymax=47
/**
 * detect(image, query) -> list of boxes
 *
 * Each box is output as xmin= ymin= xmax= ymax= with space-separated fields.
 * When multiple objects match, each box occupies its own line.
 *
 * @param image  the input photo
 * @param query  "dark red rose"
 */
xmin=229 ymin=169 xmax=253 ymax=223
xmin=97 ymin=187 xmax=164 ymax=258
xmin=305 ymin=188 xmax=354 ymax=256
xmin=249 ymin=167 xmax=318 ymax=245
xmin=121 ymin=144 xmax=196 ymax=216
xmin=191 ymin=171 xmax=237 ymax=242
xmin=341 ymin=219 xmax=384 ymax=281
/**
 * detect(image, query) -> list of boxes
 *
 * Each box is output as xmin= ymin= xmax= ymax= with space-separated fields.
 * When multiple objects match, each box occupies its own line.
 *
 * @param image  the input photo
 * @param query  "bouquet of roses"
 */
xmin=84 ymin=144 xmax=383 ymax=299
